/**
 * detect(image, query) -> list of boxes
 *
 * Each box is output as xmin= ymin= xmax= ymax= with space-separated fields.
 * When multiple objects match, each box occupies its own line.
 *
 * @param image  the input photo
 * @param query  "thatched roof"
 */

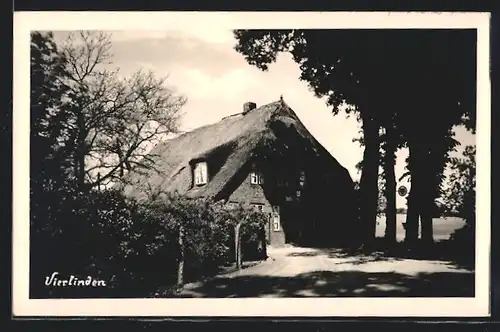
xmin=121 ymin=99 xmax=352 ymax=201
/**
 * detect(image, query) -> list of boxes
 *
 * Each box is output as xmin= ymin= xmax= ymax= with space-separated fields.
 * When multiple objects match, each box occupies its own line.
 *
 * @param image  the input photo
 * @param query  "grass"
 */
xmin=375 ymin=213 xmax=466 ymax=242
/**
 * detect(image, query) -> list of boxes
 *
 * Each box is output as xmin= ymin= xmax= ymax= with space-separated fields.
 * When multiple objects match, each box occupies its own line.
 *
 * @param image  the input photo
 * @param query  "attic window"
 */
xmin=194 ymin=161 xmax=208 ymax=186
xmin=250 ymin=171 xmax=264 ymax=185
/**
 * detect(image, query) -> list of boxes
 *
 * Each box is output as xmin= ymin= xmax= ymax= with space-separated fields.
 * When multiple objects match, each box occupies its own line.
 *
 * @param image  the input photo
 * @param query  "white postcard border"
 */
xmin=12 ymin=11 xmax=491 ymax=317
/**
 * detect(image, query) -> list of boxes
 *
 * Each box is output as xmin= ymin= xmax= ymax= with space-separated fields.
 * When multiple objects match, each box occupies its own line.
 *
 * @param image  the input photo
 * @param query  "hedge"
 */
xmin=30 ymin=188 xmax=268 ymax=298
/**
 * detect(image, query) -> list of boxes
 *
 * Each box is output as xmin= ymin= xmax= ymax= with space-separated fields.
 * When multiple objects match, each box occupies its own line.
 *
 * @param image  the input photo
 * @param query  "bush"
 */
xmin=30 ymin=188 xmax=269 ymax=298
xmin=213 ymin=202 xmax=269 ymax=261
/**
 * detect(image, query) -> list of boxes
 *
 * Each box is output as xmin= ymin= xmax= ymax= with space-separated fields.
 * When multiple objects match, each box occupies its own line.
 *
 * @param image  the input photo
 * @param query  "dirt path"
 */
xmin=173 ymin=245 xmax=474 ymax=298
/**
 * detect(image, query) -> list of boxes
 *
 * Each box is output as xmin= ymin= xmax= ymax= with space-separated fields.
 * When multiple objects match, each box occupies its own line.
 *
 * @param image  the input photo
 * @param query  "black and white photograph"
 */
xmin=13 ymin=12 xmax=491 ymax=317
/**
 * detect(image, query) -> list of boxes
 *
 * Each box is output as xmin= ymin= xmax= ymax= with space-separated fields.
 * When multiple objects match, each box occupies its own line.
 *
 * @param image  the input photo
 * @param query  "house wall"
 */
xmin=227 ymin=170 xmax=286 ymax=248
xmin=220 ymin=136 xmax=357 ymax=249
xmin=260 ymin=138 xmax=358 ymax=248
xmin=300 ymin=159 xmax=358 ymax=247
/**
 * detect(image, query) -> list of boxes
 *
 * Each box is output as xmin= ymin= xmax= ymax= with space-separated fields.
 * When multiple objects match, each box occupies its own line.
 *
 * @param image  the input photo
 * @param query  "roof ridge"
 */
xmin=221 ymin=112 xmax=244 ymax=120
xmin=159 ymin=100 xmax=290 ymax=148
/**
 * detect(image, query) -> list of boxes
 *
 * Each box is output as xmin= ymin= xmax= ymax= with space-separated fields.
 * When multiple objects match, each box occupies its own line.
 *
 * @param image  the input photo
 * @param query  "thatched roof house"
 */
xmin=122 ymin=99 xmax=358 ymax=247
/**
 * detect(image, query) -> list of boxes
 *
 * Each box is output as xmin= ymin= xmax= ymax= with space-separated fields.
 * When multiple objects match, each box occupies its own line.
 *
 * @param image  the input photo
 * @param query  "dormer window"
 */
xmin=250 ymin=171 xmax=264 ymax=185
xmin=194 ymin=161 xmax=208 ymax=186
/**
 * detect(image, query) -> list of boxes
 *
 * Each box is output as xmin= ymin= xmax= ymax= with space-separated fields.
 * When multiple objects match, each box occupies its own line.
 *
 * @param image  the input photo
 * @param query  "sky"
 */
xmin=52 ymin=29 xmax=476 ymax=208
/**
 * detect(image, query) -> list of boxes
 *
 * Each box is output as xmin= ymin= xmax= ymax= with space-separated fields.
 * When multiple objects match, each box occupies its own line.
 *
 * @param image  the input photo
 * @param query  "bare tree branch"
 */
xmin=57 ymin=31 xmax=187 ymax=190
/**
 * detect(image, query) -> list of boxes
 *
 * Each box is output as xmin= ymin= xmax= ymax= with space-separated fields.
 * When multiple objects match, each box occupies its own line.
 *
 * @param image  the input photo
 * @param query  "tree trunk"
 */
xmin=359 ymin=114 xmax=381 ymax=245
xmin=420 ymin=213 xmax=433 ymax=244
xmin=235 ymin=222 xmax=242 ymax=270
xmin=404 ymin=187 xmax=420 ymax=244
xmin=177 ymin=225 xmax=185 ymax=285
xmin=420 ymin=163 xmax=434 ymax=244
xmin=404 ymin=143 xmax=421 ymax=244
xmin=383 ymin=128 xmax=397 ymax=244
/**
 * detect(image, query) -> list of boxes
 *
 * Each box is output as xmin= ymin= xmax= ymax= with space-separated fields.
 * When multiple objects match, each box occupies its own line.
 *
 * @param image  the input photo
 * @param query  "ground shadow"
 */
xmin=170 ymin=270 xmax=474 ymax=298
xmin=287 ymin=248 xmax=405 ymax=265
xmin=303 ymin=239 xmax=474 ymax=271
xmin=287 ymin=251 xmax=324 ymax=257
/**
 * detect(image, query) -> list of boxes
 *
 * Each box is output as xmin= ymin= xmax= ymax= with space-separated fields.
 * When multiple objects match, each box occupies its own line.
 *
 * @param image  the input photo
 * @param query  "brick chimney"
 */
xmin=243 ymin=102 xmax=257 ymax=115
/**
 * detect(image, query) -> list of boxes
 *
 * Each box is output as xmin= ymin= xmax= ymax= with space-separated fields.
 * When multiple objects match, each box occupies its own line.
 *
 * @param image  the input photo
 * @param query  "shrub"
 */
xmin=30 ymin=188 xmax=269 ymax=298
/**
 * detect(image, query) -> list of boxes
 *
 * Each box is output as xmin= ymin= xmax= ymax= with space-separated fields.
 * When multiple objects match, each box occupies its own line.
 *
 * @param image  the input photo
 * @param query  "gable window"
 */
xmin=250 ymin=171 xmax=264 ymax=185
xmin=194 ymin=161 xmax=208 ymax=186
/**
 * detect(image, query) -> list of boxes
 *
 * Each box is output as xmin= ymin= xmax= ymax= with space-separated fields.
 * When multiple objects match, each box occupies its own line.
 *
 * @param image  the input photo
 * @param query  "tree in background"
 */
xmin=59 ymin=31 xmax=187 ymax=190
xmin=443 ymin=145 xmax=476 ymax=225
xmin=442 ymin=145 xmax=476 ymax=266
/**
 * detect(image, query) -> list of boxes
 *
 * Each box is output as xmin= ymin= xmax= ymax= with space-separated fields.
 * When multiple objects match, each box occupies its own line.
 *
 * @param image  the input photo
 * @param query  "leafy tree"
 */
xmin=443 ymin=145 xmax=476 ymax=266
xmin=394 ymin=30 xmax=476 ymax=244
xmin=58 ymin=31 xmax=187 ymax=190
xmin=233 ymin=29 xmax=387 ymax=244
xmin=233 ymin=29 xmax=476 ymax=246
xmin=30 ymin=31 xmax=75 ymax=285
xmin=30 ymin=31 xmax=73 ymax=194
